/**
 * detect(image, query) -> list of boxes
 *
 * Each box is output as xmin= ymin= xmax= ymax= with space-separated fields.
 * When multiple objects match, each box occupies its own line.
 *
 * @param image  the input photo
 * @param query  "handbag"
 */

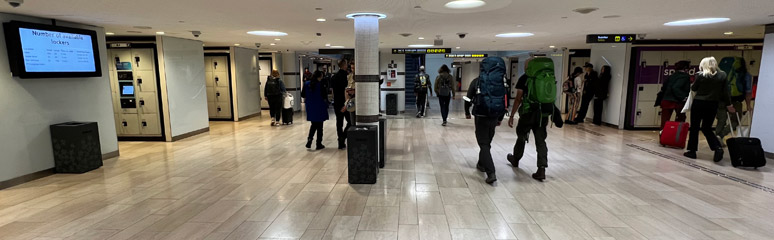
xmin=681 ymin=91 xmax=695 ymax=113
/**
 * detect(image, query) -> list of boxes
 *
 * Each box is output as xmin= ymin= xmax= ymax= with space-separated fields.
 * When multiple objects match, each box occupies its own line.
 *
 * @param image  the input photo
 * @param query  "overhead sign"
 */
xmin=586 ymin=34 xmax=636 ymax=43
xmin=392 ymin=48 xmax=451 ymax=54
xmin=445 ymin=54 xmax=488 ymax=58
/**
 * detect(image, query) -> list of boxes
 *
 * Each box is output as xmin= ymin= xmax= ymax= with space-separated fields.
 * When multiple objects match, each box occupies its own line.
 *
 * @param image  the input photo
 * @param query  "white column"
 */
xmin=751 ymin=24 xmax=774 ymax=154
xmin=352 ymin=14 xmax=381 ymax=125
xmin=281 ymin=51 xmax=302 ymax=111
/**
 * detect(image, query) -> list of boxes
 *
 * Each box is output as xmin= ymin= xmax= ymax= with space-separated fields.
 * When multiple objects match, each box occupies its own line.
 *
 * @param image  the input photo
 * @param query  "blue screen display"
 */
xmin=121 ymin=85 xmax=134 ymax=95
xmin=18 ymin=27 xmax=96 ymax=73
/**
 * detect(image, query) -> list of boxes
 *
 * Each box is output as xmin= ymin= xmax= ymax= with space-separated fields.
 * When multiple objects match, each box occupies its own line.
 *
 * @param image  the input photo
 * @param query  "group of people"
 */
xmin=563 ymin=63 xmax=612 ymax=125
xmin=413 ymin=65 xmax=456 ymax=126
xmin=658 ymin=56 xmax=754 ymax=162
xmin=300 ymin=60 xmax=357 ymax=150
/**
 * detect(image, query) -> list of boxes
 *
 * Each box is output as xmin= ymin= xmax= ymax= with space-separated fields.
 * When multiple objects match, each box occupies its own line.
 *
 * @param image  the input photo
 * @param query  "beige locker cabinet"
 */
xmin=118 ymin=114 xmax=141 ymax=135
xmin=132 ymin=49 xmax=155 ymax=71
xmin=637 ymin=84 xmax=661 ymax=102
xmin=684 ymin=51 xmax=708 ymax=65
xmin=216 ymin=102 xmax=232 ymax=118
xmin=137 ymin=92 xmax=158 ymax=114
xmin=135 ymin=71 xmax=157 ymax=93
xmin=208 ymin=102 xmax=218 ymax=117
xmin=640 ymin=51 xmax=662 ymax=66
xmin=111 ymin=50 xmax=133 ymax=71
xmin=139 ymin=114 xmax=161 ymax=135
xmin=634 ymin=102 xmax=658 ymax=127
xmin=212 ymin=72 xmax=228 ymax=87
xmin=120 ymin=107 xmax=138 ymax=115
xmin=205 ymin=72 xmax=215 ymax=87
xmin=204 ymin=57 xmax=213 ymax=73
xmin=215 ymin=86 xmax=230 ymax=103
xmin=206 ymin=88 xmax=216 ymax=102
xmin=211 ymin=56 xmax=228 ymax=73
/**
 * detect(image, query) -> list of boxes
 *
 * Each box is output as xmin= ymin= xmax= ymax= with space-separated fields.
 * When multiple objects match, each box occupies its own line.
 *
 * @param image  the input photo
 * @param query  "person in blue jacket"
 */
xmin=302 ymin=71 xmax=330 ymax=150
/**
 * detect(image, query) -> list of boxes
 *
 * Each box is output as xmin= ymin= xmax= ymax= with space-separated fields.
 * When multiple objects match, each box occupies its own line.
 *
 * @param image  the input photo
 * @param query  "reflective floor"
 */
xmin=1 ymin=97 xmax=773 ymax=240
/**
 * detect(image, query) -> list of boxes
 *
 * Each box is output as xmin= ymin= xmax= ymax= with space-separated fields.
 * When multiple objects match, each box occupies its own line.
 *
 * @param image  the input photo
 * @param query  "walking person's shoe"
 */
xmin=466 ymin=114 xmax=472 ymax=119
xmin=532 ymin=167 xmax=546 ymax=182
xmin=485 ymin=172 xmax=497 ymax=184
xmin=683 ymin=151 xmax=697 ymax=159
xmin=338 ymin=141 xmax=346 ymax=150
xmin=506 ymin=154 xmax=519 ymax=168
xmin=713 ymin=149 xmax=725 ymax=163
xmin=416 ymin=112 xmax=421 ymax=118
xmin=316 ymin=142 xmax=326 ymax=150
xmin=476 ymin=163 xmax=486 ymax=172
xmin=306 ymin=138 xmax=313 ymax=149
xmin=718 ymin=136 xmax=727 ymax=147
xmin=271 ymin=120 xmax=276 ymax=126
xmin=442 ymin=121 xmax=447 ymax=126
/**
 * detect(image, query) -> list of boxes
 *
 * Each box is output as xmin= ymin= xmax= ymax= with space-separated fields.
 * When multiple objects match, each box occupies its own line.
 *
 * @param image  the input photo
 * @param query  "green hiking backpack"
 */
xmin=521 ymin=58 xmax=556 ymax=116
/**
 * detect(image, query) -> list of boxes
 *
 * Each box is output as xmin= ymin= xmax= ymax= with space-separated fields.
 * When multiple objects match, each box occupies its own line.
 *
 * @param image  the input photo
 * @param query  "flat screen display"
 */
xmin=4 ymin=21 xmax=102 ymax=78
xmin=121 ymin=85 xmax=134 ymax=95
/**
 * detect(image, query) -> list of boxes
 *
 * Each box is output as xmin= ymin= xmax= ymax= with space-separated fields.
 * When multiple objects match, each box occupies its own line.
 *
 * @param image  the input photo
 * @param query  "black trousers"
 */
xmin=334 ymin=105 xmax=352 ymax=143
xmin=268 ymin=95 xmax=284 ymax=122
xmin=475 ymin=117 xmax=499 ymax=174
xmin=593 ymin=98 xmax=604 ymax=125
xmin=439 ymin=96 xmax=451 ymax=121
xmin=513 ymin=111 xmax=549 ymax=168
xmin=687 ymin=99 xmax=722 ymax=152
xmin=575 ymin=93 xmax=593 ymax=122
xmin=416 ymin=93 xmax=427 ymax=115
xmin=464 ymin=101 xmax=472 ymax=116
xmin=308 ymin=121 xmax=324 ymax=143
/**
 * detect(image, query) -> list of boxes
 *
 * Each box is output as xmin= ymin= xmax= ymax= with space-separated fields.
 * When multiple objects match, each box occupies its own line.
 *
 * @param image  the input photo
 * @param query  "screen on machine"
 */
xmin=121 ymin=85 xmax=134 ymax=95
xmin=18 ymin=28 xmax=96 ymax=73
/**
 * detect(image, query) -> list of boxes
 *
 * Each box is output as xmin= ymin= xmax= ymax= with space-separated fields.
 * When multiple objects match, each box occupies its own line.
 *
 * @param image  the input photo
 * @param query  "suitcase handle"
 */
xmin=728 ymin=113 xmax=749 ymax=138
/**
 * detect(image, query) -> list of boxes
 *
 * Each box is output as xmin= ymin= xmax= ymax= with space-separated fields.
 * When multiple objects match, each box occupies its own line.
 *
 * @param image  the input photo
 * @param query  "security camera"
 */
xmin=637 ymin=34 xmax=647 ymax=40
xmin=457 ymin=33 xmax=467 ymax=39
xmin=191 ymin=31 xmax=201 ymax=38
xmin=6 ymin=0 xmax=23 ymax=8
xmin=255 ymin=43 xmax=261 ymax=48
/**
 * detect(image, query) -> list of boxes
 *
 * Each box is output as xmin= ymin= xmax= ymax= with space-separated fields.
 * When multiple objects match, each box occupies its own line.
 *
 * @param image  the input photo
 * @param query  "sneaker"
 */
xmin=476 ymin=163 xmax=486 ymax=172
xmin=507 ymin=154 xmax=519 ymax=168
xmin=485 ymin=172 xmax=497 ymax=184
xmin=466 ymin=115 xmax=472 ymax=119
xmin=713 ymin=149 xmax=725 ymax=163
xmin=532 ymin=167 xmax=546 ymax=182
xmin=306 ymin=139 xmax=313 ymax=149
xmin=442 ymin=121 xmax=447 ymax=126
xmin=316 ymin=143 xmax=326 ymax=150
xmin=683 ymin=151 xmax=697 ymax=159
xmin=416 ymin=113 xmax=421 ymax=118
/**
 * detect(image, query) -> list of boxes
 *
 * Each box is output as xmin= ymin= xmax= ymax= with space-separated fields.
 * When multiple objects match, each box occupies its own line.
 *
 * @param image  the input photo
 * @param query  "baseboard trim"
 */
xmin=766 ymin=151 xmax=774 ymax=159
xmin=171 ymin=127 xmax=210 ymax=142
xmin=0 ymin=168 xmax=54 ymax=190
xmin=239 ymin=112 xmax=261 ymax=121
xmin=102 ymin=150 xmax=120 ymax=160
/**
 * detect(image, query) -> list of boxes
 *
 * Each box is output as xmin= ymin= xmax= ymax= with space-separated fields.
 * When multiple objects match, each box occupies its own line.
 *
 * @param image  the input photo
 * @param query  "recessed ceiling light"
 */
xmin=316 ymin=18 xmax=327 ymax=22
xmin=234 ymin=43 xmax=240 ymax=46
xmin=331 ymin=46 xmax=345 ymax=48
xmin=549 ymin=45 xmax=556 ymax=48
xmin=325 ymin=43 xmax=331 ymax=47
xmin=444 ymin=0 xmax=486 ymax=9
xmin=270 ymin=43 xmax=276 ymax=46
xmin=456 ymin=47 xmax=461 ymax=49
xmin=346 ymin=13 xmax=387 ymax=19
xmin=155 ymin=32 xmax=165 ymax=35
xmin=106 ymin=32 xmax=115 ymax=35
xmin=516 ymin=24 xmax=524 ymax=28
xmin=275 ymin=38 xmax=281 ymax=41
xmin=495 ymin=32 xmax=534 ymax=38
xmin=664 ymin=18 xmax=730 ymax=26
xmin=418 ymin=37 xmax=425 ymax=40
xmin=409 ymin=44 xmax=434 ymax=48
xmin=572 ymin=8 xmax=599 ymax=14
xmin=247 ymin=31 xmax=288 ymax=36
xmin=724 ymin=32 xmax=734 ymax=35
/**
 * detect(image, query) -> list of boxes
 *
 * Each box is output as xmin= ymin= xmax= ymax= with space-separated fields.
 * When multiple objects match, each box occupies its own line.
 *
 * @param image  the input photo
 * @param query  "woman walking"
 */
xmin=564 ymin=67 xmax=584 ymax=124
xmin=302 ymin=71 xmax=330 ymax=150
xmin=435 ymin=64 xmax=455 ymax=126
xmin=684 ymin=57 xmax=735 ymax=162
xmin=659 ymin=61 xmax=691 ymax=129
xmin=264 ymin=70 xmax=286 ymax=126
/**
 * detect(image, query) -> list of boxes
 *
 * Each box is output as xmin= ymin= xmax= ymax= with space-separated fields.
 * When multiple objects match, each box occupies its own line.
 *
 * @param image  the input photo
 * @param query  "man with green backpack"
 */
xmin=506 ymin=58 xmax=557 ymax=181
xmin=716 ymin=57 xmax=754 ymax=142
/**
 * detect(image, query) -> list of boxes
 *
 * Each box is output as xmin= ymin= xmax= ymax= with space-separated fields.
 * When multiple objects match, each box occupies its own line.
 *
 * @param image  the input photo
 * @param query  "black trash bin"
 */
xmin=379 ymin=117 xmax=386 ymax=168
xmin=347 ymin=125 xmax=378 ymax=184
xmin=50 ymin=122 xmax=103 ymax=173
xmin=386 ymin=94 xmax=398 ymax=115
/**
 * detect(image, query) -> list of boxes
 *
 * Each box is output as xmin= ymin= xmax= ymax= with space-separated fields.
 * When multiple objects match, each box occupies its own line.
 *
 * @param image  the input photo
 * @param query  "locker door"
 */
xmin=745 ymin=50 xmax=763 ymax=76
xmin=634 ymin=102 xmax=657 ymax=127
xmin=110 ymin=50 xmax=133 ymax=71
xmin=139 ymin=114 xmax=161 ymax=135
xmin=637 ymin=84 xmax=661 ymax=102
xmin=137 ymin=92 xmax=158 ymax=114
xmin=215 ymin=86 xmax=230 ymax=103
xmin=204 ymin=57 xmax=214 ymax=73
xmin=655 ymin=106 xmax=663 ymax=126
xmin=132 ymin=49 xmax=155 ymax=71
xmin=212 ymin=72 xmax=227 ymax=87
xmin=639 ymin=51 xmax=662 ymax=66
xmin=216 ymin=102 xmax=232 ymax=118
xmin=208 ymin=102 xmax=218 ymax=117
xmin=211 ymin=56 xmax=228 ymax=73
xmin=205 ymin=72 xmax=215 ymax=87
xmin=119 ymin=114 xmax=140 ymax=135
xmin=206 ymin=87 xmax=216 ymax=102
xmin=135 ymin=71 xmax=157 ymax=93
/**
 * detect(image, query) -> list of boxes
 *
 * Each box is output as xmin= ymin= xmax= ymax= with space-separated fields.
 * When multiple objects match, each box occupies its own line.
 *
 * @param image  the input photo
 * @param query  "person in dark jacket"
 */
xmin=415 ymin=66 xmax=432 ymax=117
xmin=434 ymin=64 xmax=455 ymax=126
xmin=302 ymin=71 xmax=330 ymax=150
xmin=264 ymin=70 xmax=287 ymax=126
xmin=685 ymin=57 xmax=735 ymax=162
xmin=592 ymin=65 xmax=611 ymax=125
xmin=716 ymin=58 xmax=754 ymax=143
xmin=331 ymin=59 xmax=351 ymax=149
xmin=659 ymin=61 xmax=691 ymax=129
xmin=574 ymin=63 xmax=597 ymax=123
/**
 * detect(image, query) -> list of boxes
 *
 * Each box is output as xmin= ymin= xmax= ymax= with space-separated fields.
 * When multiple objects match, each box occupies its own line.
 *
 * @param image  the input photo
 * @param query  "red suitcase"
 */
xmin=660 ymin=121 xmax=689 ymax=149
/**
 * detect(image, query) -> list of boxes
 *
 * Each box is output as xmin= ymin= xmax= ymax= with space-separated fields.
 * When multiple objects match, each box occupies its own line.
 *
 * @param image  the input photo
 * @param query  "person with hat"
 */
xmin=414 ymin=66 xmax=433 ymax=118
xmin=575 ymin=63 xmax=598 ymax=123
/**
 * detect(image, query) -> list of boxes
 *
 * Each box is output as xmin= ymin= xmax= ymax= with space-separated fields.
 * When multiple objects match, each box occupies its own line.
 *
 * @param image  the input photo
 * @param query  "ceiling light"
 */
xmin=331 ymin=46 xmax=345 ymax=48
xmin=234 ymin=43 xmax=240 ymax=46
xmin=270 ymin=43 xmax=276 ymax=46
xmin=345 ymin=13 xmax=387 ymax=19
xmin=456 ymin=47 xmax=461 ymax=49
xmin=155 ymin=32 xmax=165 ymax=35
xmin=664 ymin=18 xmax=730 ymax=26
xmin=105 ymin=32 xmax=115 ymax=35
xmin=418 ymin=37 xmax=425 ymax=40
xmin=549 ymin=45 xmax=556 ymax=48
xmin=247 ymin=31 xmax=289 ymax=36
xmin=409 ymin=44 xmax=434 ymax=48
xmin=724 ymin=32 xmax=734 ymax=35
xmin=325 ymin=43 xmax=331 ymax=47
xmin=495 ymin=32 xmax=534 ymax=38
xmin=444 ymin=0 xmax=486 ymax=9
xmin=316 ymin=18 xmax=327 ymax=22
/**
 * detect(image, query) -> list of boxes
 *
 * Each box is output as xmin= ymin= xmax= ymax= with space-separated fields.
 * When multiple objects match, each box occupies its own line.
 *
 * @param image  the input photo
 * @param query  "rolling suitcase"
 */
xmin=282 ymin=108 xmax=293 ymax=125
xmin=660 ymin=121 xmax=689 ymax=149
xmin=726 ymin=114 xmax=765 ymax=168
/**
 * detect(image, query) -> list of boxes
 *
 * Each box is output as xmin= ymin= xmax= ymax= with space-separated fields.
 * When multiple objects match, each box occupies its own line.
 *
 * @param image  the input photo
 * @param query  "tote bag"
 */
xmin=681 ymin=91 xmax=695 ymax=113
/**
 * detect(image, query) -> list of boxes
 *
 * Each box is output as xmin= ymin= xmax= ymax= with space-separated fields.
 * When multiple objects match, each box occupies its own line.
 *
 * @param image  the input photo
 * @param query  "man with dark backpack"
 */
xmin=467 ymin=57 xmax=507 ymax=184
xmin=507 ymin=58 xmax=557 ymax=182
xmin=415 ymin=66 xmax=432 ymax=118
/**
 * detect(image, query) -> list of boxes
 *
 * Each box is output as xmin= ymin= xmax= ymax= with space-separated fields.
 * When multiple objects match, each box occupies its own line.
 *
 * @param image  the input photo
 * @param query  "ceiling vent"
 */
xmin=572 ymin=7 xmax=599 ymax=14
xmin=333 ymin=18 xmax=351 ymax=22
xmin=434 ymin=35 xmax=443 ymax=46
xmin=400 ymin=33 xmax=412 ymax=37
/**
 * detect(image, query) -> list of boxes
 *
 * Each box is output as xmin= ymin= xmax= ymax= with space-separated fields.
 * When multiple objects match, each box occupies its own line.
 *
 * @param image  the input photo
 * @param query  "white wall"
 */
xmin=752 ymin=32 xmax=774 ymax=153
xmin=460 ymin=61 xmax=481 ymax=91
xmin=380 ymin=50 xmax=406 ymax=112
xmin=158 ymin=36 xmax=209 ymax=137
xmin=425 ymin=54 xmax=455 ymax=89
xmin=0 ymin=14 xmax=118 ymax=182
xmin=232 ymin=47 xmax=261 ymax=118
xmin=589 ymin=43 xmax=632 ymax=128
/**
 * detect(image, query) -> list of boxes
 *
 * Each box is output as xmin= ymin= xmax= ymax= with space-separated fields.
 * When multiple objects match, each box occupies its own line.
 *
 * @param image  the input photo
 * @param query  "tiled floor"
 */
xmin=1 ymin=97 xmax=774 ymax=240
